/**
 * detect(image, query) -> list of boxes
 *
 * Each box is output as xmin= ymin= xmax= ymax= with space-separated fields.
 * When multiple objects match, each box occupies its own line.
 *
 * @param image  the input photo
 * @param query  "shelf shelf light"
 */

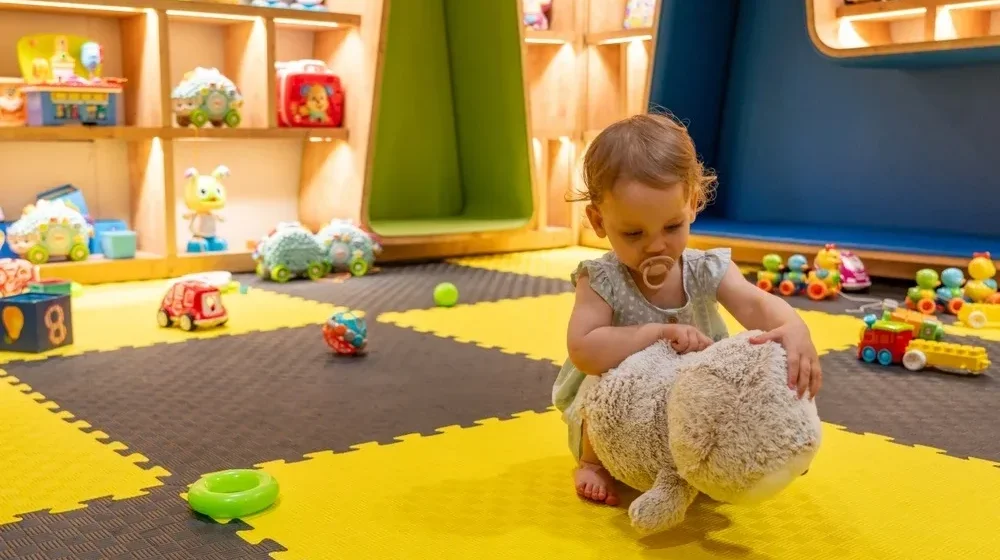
xmin=596 ymin=34 xmax=652 ymax=45
xmin=525 ymin=37 xmax=567 ymax=45
xmin=840 ymin=7 xmax=926 ymax=22
xmin=0 ymin=0 xmax=141 ymax=12
xmin=165 ymin=9 xmax=259 ymax=22
xmin=273 ymin=17 xmax=340 ymax=29
xmin=945 ymin=0 xmax=1000 ymax=10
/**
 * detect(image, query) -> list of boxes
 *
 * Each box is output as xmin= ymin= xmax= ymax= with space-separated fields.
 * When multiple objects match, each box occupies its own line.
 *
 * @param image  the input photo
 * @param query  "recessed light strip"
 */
xmin=273 ymin=17 xmax=341 ymax=28
xmin=841 ymin=7 xmax=926 ymax=22
xmin=525 ymin=37 xmax=567 ymax=45
xmin=945 ymin=0 xmax=1000 ymax=10
xmin=597 ymin=34 xmax=652 ymax=45
xmin=0 ymin=0 xmax=140 ymax=12
xmin=165 ymin=9 xmax=258 ymax=22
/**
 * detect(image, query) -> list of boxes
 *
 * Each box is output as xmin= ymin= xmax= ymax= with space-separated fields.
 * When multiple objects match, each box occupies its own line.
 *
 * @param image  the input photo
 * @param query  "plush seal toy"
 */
xmin=581 ymin=330 xmax=822 ymax=534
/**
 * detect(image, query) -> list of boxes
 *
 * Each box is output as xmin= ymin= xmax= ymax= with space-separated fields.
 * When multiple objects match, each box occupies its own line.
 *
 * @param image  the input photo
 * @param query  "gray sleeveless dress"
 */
xmin=552 ymin=247 xmax=732 ymax=460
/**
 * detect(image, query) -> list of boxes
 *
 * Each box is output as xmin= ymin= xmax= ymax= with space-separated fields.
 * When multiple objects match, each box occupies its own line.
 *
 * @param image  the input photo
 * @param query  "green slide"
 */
xmin=366 ymin=0 xmax=534 ymax=237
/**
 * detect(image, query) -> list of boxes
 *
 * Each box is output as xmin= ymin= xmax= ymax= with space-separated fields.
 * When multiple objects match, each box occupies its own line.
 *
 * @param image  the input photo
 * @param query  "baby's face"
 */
xmin=587 ymin=179 xmax=694 ymax=273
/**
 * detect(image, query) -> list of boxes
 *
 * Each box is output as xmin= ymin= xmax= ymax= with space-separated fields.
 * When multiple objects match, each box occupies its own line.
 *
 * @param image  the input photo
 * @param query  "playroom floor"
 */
xmin=1 ymin=247 xmax=998 ymax=560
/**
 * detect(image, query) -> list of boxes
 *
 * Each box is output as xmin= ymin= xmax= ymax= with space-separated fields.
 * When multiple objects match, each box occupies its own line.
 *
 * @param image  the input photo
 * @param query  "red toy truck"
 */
xmin=275 ymin=60 xmax=344 ymax=128
xmin=157 ymin=280 xmax=228 ymax=331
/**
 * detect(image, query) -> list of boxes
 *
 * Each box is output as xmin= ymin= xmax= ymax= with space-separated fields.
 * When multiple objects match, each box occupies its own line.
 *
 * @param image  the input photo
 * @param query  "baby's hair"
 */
xmin=570 ymin=111 xmax=717 ymax=212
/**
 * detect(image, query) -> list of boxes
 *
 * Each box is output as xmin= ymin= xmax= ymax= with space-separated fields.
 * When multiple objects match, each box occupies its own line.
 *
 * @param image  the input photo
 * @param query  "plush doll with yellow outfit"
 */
xmin=183 ymin=165 xmax=229 ymax=253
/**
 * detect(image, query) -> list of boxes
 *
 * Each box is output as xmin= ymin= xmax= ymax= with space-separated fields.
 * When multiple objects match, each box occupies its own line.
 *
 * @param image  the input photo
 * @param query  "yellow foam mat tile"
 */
xmin=378 ymin=293 xmax=862 ymax=365
xmin=237 ymin=410 xmax=999 ymax=559
xmin=450 ymin=248 xmax=757 ymax=280
xmin=944 ymin=323 xmax=1000 ymax=342
xmin=0 ymin=374 xmax=169 ymax=526
xmin=0 ymin=279 xmax=346 ymax=364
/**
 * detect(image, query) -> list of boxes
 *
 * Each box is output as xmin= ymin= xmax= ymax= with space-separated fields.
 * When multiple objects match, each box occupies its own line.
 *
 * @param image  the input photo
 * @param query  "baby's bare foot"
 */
xmin=574 ymin=461 xmax=619 ymax=506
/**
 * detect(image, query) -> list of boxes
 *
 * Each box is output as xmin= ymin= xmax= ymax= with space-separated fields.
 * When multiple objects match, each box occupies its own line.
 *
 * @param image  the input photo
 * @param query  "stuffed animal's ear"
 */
xmin=184 ymin=167 xmax=198 ymax=179
xmin=211 ymin=165 xmax=230 ymax=179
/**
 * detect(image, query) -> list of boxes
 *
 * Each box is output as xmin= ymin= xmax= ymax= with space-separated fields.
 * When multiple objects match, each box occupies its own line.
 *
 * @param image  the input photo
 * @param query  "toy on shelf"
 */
xmin=36 ymin=184 xmax=90 ymax=221
xmin=183 ymin=166 xmax=229 ymax=253
xmin=0 ymin=81 xmax=26 ymax=127
xmin=246 ymin=0 xmax=289 ymax=7
xmin=0 ymin=292 xmax=72 ymax=353
xmin=957 ymin=303 xmax=1000 ymax=330
xmin=275 ymin=60 xmax=344 ymax=128
xmin=101 ymin=230 xmax=137 ymax=259
xmin=838 ymin=250 xmax=871 ymax=291
xmin=623 ymin=0 xmax=655 ymax=29
xmin=905 ymin=268 xmax=965 ymax=315
xmin=315 ymin=219 xmax=380 ymax=276
xmin=157 ymin=279 xmax=228 ymax=332
xmin=0 ymin=258 xmax=40 ymax=298
xmin=858 ymin=314 xmax=989 ymax=375
xmin=965 ymin=252 xmax=999 ymax=304
xmin=171 ymin=67 xmax=242 ymax=128
xmin=323 ymin=310 xmax=367 ymax=356
xmin=6 ymin=200 xmax=92 ymax=264
xmin=523 ymin=0 xmax=553 ymax=30
xmin=253 ymin=222 xmax=329 ymax=283
xmin=290 ymin=0 xmax=326 ymax=9
xmin=17 ymin=35 xmax=125 ymax=127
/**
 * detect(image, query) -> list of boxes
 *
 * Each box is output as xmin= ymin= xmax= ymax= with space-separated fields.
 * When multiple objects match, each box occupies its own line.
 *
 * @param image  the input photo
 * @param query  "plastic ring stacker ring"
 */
xmin=187 ymin=469 xmax=279 ymax=520
xmin=639 ymin=255 xmax=676 ymax=290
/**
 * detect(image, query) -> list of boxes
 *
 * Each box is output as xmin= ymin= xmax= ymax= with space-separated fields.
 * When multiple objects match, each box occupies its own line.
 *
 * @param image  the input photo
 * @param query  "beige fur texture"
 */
xmin=581 ymin=330 xmax=822 ymax=534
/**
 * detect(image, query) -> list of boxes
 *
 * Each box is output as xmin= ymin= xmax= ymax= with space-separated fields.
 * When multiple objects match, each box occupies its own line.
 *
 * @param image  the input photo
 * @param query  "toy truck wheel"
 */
xmin=946 ymin=298 xmax=964 ymax=315
xmin=778 ymin=280 xmax=797 ymax=296
xmin=917 ymin=298 xmax=937 ymax=315
xmin=806 ymin=281 xmax=828 ymax=301
xmin=190 ymin=109 xmax=209 ymax=128
xmin=156 ymin=309 xmax=171 ymax=328
xmin=902 ymin=349 xmax=927 ymax=371
xmin=861 ymin=346 xmax=877 ymax=363
xmin=876 ymin=349 xmax=894 ymax=366
xmin=68 ymin=243 xmax=89 ymax=261
xmin=224 ymin=110 xmax=241 ymax=128
xmin=270 ymin=265 xmax=292 ymax=283
xmin=756 ymin=278 xmax=773 ymax=292
xmin=966 ymin=310 xmax=988 ymax=329
xmin=305 ymin=262 xmax=326 ymax=281
xmin=255 ymin=262 xmax=267 ymax=278
xmin=348 ymin=256 xmax=369 ymax=277
xmin=179 ymin=314 xmax=196 ymax=332
xmin=25 ymin=245 xmax=49 ymax=264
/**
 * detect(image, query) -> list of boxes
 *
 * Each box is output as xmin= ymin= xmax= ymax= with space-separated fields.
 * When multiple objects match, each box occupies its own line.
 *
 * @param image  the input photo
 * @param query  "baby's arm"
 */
xmin=566 ymin=275 xmax=665 ymax=375
xmin=716 ymin=261 xmax=801 ymax=331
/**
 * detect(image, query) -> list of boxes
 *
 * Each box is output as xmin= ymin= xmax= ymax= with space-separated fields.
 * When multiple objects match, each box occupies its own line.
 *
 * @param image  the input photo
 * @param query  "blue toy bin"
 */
xmin=100 ymin=230 xmax=137 ymax=259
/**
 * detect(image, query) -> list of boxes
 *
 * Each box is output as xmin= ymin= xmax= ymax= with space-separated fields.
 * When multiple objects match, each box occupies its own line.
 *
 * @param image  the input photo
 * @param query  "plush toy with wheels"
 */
xmin=5 ymin=199 xmax=92 ymax=264
xmin=254 ymin=222 xmax=329 ymax=283
xmin=315 ymin=219 xmax=381 ymax=277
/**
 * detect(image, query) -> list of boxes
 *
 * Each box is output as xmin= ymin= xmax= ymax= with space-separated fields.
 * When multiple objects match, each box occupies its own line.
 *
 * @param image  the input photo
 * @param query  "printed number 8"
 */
xmin=44 ymin=304 xmax=66 ymax=345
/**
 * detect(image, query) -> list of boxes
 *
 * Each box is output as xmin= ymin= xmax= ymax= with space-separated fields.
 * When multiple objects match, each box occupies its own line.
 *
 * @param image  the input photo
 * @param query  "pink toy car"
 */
xmin=839 ymin=250 xmax=871 ymax=291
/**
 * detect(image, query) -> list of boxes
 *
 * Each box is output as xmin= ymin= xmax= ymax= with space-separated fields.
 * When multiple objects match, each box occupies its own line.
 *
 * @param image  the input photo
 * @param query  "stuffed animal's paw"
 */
xmin=628 ymin=471 xmax=699 ymax=534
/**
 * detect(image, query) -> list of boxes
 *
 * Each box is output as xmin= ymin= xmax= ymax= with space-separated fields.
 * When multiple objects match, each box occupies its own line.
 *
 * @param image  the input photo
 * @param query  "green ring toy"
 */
xmin=187 ymin=469 xmax=279 ymax=520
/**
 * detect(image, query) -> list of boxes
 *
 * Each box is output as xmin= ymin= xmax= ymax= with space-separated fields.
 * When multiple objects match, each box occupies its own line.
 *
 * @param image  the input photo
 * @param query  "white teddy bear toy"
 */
xmin=581 ymin=330 xmax=822 ymax=534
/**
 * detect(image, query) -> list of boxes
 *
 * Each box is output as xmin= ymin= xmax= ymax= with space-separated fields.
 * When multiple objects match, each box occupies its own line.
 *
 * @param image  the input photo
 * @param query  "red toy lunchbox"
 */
xmin=275 ymin=60 xmax=344 ymax=128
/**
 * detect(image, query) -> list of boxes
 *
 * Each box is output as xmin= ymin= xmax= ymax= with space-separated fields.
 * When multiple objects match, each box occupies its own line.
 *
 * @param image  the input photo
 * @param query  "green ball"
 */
xmin=434 ymin=282 xmax=459 ymax=307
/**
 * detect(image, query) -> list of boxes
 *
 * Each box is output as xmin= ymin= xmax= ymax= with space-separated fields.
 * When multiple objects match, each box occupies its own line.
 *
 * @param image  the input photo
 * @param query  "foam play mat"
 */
xmin=1 ymin=247 xmax=998 ymax=560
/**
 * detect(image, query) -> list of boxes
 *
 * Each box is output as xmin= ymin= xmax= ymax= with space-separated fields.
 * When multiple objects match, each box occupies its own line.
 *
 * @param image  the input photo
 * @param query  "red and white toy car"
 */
xmin=839 ymin=250 xmax=871 ymax=291
xmin=157 ymin=279 xmax=228 ymax=331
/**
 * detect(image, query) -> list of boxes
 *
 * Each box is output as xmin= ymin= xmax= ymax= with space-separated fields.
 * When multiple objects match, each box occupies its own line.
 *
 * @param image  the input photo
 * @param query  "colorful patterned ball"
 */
xmin=323 ymin=311 xmax=367 ymax=355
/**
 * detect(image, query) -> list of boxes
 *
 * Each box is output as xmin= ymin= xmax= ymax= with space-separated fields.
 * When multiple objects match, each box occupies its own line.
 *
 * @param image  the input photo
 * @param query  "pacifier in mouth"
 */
xmin=638 ymin=255 xmax=676 ymax=290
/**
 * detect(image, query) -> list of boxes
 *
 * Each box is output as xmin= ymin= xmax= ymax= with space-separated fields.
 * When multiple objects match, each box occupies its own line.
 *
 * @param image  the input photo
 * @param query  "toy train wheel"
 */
xmin=861 ymin=346 xmax=877 ymax=363
xmin=255 ymin=262 xmax=267 ymax=278
xmin=756 ymin=278 xmax=773 ymax=292
xmin=966 ymin=310 xmax=988 ymax=329
xmin=876 ymin=349 xmax=894 ymax=366
xmin=190 ymin=109 xmax=209 ymax=128
xmin=270 ymin=265 xmax=292 ymax=283
xmin=348 ymin=257 xmax=369 ymax=277
xmin=25 ymin=245 xmax=49 ymax=265
xmin=179 ymin=314 xmax=195 ymax=332
xmin=902 ymin=349 xmax=927 ymax=371
xmin=305 ymin=262 xmax=326 ymax=281
xmin=916 ymin=298 xmax=937 ymax=315
xmin=946 ymin=298 xmax=964 ymax=315
xmin=779 ymin=280 xmax=797 ymax=296
xmin=68 ymin=243 xmax=89 ymax=262
xmin=156 ymin=309 xmax=171 ymax=328
xmin=806 ymin=281 xmax=828 ymax=301
xmin=224 ymin=110 xmax=241 ymax=128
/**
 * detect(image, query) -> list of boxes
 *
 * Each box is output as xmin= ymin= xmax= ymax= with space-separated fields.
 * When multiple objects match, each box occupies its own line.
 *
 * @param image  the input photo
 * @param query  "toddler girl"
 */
xmin=553 ymin=113 xmax=822 ymax=506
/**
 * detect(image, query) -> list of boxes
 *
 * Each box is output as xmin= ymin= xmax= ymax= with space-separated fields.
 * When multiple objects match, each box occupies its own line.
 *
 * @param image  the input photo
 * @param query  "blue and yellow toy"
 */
xmin=322 ymin=310 xmax=367 ymax=355
xmin=0 ymin=292 xmax=72 ymax=353
xmin=906 ymin=268 xmax=966 ymax=315
xmin=183 ymin=166 xmax=229 ymax=253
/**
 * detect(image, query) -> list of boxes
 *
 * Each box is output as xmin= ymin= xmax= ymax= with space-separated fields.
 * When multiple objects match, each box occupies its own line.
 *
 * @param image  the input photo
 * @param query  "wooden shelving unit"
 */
xmin=529 ymin=0 xmax=659 ymax=247
xmin=808 ymin=0 xmax=1000 ymax=64
xmin=0 ymin=0 xmax=378 ymax=283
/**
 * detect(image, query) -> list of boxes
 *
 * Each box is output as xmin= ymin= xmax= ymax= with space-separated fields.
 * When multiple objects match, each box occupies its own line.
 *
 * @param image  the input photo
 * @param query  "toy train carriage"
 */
xmin=885 ymin=307 xmax=944 ymax=341
xmin=858 ymin=316 xmax=990 ymax=374
xmin=755 ymin=252 xmax=840 ymax=301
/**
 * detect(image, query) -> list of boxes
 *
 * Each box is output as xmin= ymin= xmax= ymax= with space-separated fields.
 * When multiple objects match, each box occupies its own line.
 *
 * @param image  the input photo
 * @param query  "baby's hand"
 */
xmin=749 ymin=320 xmax=822 ymax=399
xmin=661 ymin=324 xmax=713 ymax=354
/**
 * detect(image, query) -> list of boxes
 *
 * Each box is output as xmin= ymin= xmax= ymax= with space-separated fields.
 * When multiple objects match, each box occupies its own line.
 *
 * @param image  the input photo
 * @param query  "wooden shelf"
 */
xmin=524 ymin=29 xmax=575 ymax=44
xmin=169 ymin=127 xmax=349 ymax=141
xmin=39 ymin=252 xmax=169 ymax=284
xmin=0 ymin=0 xmax=360 ymax=27
xmin=0 ymin=126 xmax=349 ymax=141
xmin=584 ymin=27 xmax=655 ymax=46
xmin=808 ymin=0 xmax=1000 ymax=66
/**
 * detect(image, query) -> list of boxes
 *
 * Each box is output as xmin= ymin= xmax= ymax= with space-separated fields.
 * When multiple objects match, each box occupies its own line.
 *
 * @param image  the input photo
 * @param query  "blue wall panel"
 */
xmin=712 ymin=1 xmax=1000 ymax=238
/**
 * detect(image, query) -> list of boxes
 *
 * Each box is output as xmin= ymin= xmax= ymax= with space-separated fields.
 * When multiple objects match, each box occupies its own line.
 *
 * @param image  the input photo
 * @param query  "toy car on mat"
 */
xmin=858 ymin=314 xmax=989 ymax=375
xmin=157 ymin=279 xmax=228 ymax=331
xmin=315 ymin=219 xmax=381 ymax=277
xmin=253 ymin=222 xmax=329 ymax=283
